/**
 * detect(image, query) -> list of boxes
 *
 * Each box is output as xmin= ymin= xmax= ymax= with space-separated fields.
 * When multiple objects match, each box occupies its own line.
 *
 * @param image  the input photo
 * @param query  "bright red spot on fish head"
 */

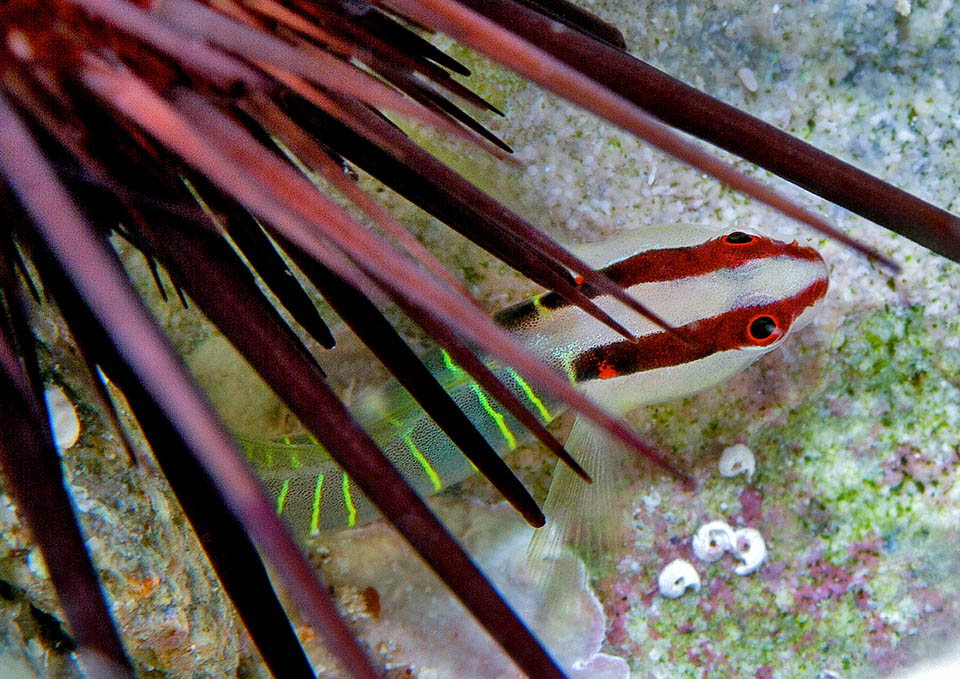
xmin=596 ymin=359 xmax=619 ymax=379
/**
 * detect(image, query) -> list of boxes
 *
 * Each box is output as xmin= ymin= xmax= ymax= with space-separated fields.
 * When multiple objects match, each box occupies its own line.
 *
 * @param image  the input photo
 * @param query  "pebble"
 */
xmin=44 ymin=386 xmax=80 ymax=451
xmin=737 ymin=67 xmax=759 ymax=93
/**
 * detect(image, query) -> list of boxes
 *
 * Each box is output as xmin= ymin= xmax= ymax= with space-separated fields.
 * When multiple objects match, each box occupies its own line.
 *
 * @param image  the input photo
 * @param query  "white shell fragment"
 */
xmin=737 ymin=66 xmax=759 ymax=93
xmin=719 ymin=444 xmax=755 ymax=479
xmin=658 ymin=559 xmax=700 ymax=599
xmin=732 ymin=528 xmax=767 ymax=576
xmin=691 ymin=520 xmax=736 ymax=562
xmin=44 ymin=386 xmax=80 ymax=451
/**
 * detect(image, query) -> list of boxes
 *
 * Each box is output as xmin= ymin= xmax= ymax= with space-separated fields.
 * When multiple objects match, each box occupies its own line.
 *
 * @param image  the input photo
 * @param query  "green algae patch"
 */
xmin=599 ymin=304 xmax=960 ymax=678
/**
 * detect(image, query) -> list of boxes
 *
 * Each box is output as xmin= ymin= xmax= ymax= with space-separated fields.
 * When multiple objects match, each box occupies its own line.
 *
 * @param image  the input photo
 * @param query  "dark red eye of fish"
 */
xmin=747 ymin=315 xmax=780 ymax=344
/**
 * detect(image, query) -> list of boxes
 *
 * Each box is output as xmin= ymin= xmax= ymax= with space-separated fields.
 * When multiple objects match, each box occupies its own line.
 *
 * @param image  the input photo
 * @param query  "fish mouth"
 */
xmin=790 ymin=257 xmax=830 ymax=335
xmin=760 ymin=238 xmax=830 ymax=337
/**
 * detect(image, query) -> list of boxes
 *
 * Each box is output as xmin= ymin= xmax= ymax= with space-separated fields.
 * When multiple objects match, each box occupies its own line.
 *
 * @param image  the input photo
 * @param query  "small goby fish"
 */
xmin=241 ymin=225 xmax=828 ymax=535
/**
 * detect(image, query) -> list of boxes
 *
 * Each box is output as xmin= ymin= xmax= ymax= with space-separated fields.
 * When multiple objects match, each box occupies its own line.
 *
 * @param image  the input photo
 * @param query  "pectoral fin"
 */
xmin=527 ymin=418 xmax=628 ymax=579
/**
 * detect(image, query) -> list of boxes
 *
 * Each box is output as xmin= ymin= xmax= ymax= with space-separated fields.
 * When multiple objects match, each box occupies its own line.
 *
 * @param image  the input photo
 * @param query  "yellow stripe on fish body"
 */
xmin=241 ymin=225 xmax=829 ymax=533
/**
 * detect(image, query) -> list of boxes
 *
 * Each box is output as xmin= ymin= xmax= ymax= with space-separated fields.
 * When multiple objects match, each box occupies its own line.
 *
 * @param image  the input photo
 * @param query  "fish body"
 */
xmin=243 ymin=225 xmax=828 ymax=534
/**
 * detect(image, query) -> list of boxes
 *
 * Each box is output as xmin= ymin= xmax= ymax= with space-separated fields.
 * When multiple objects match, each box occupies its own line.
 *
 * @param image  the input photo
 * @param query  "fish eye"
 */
xmin=723 ymin=231 xmax=755 ymax=245
xmin=747 ymin=315 xmax=780 ymax=344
